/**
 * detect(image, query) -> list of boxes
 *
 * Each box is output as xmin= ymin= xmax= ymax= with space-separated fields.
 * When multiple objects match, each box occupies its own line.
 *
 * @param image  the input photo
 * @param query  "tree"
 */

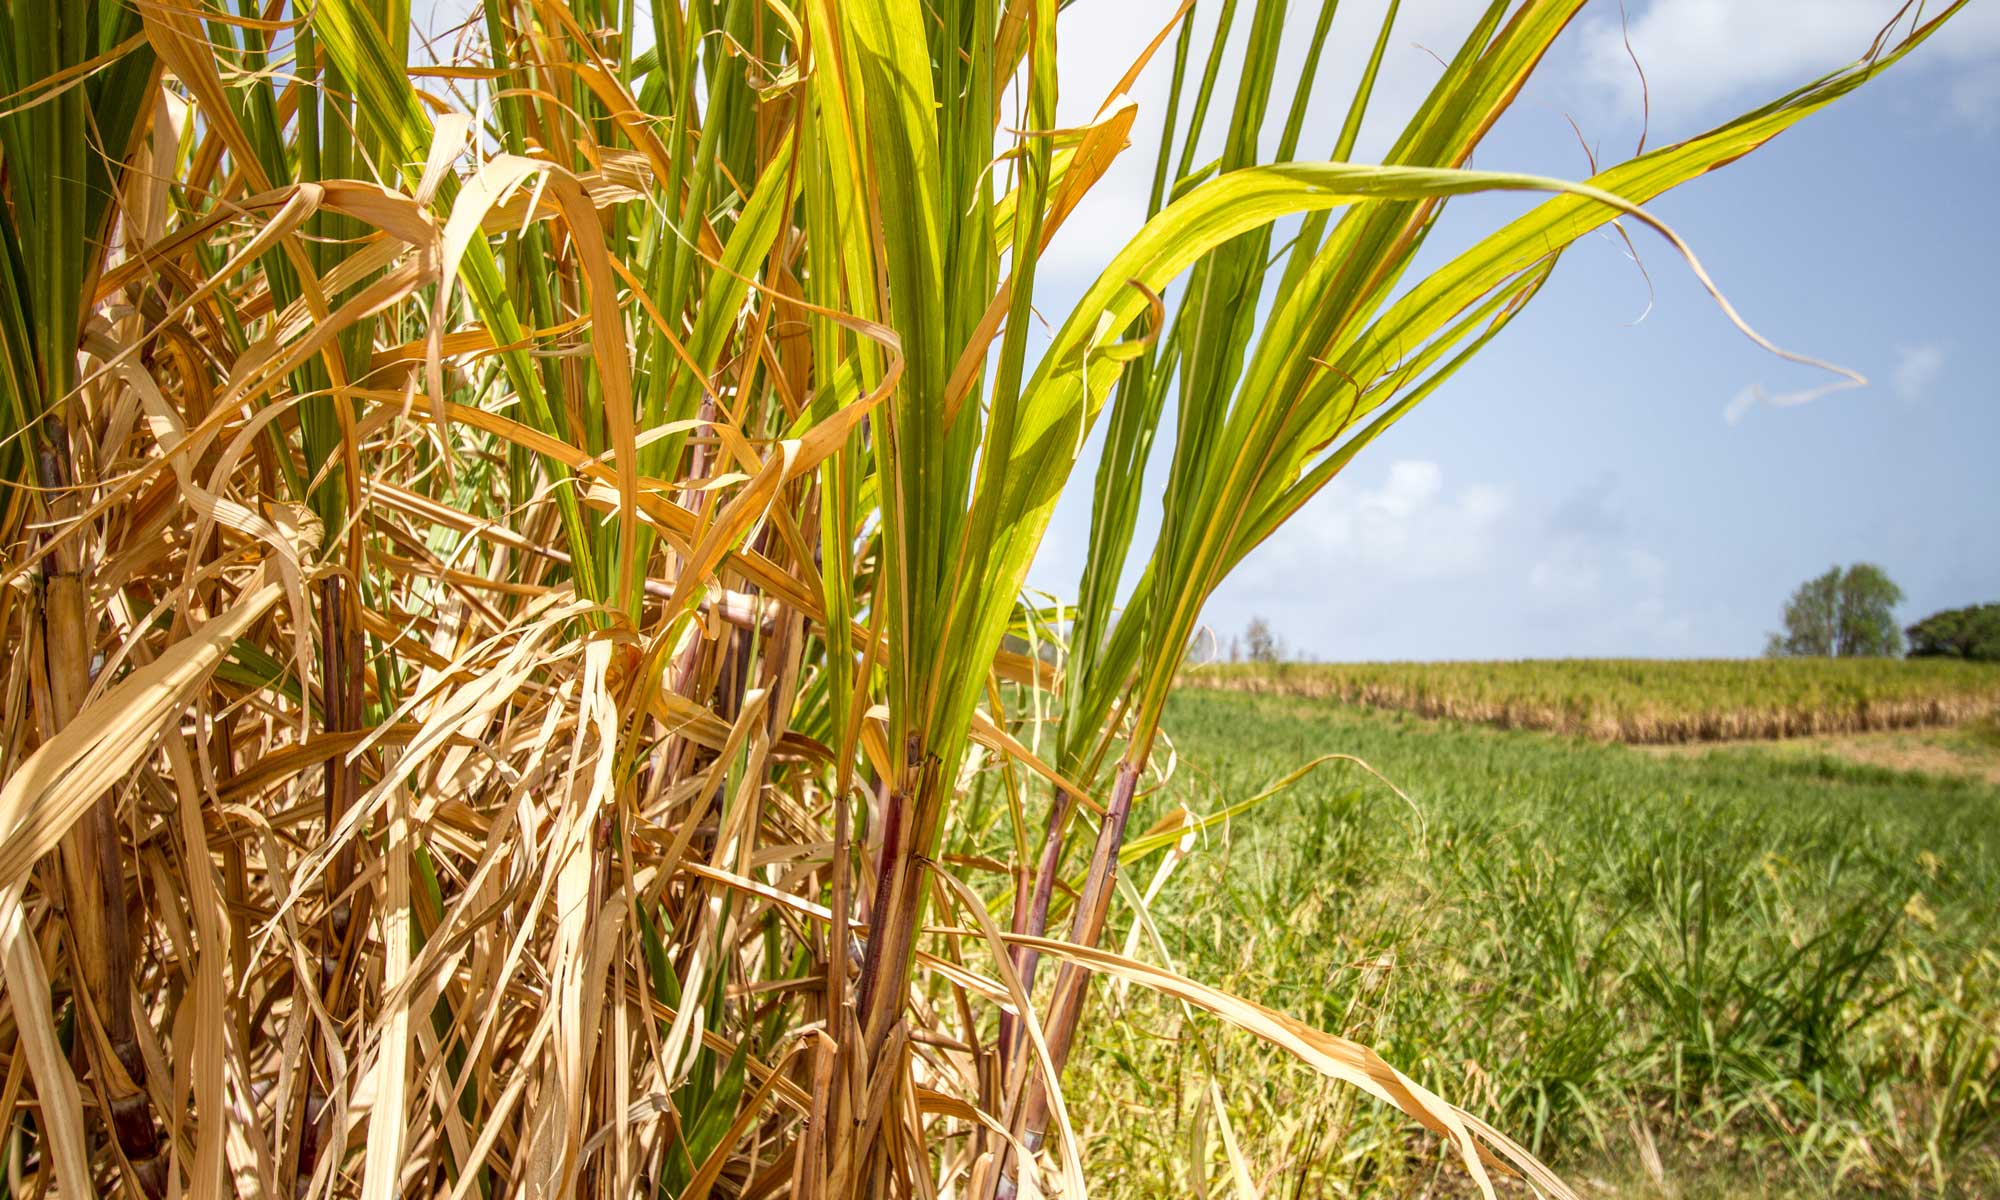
xmin=1244 ymin=617 xmax=1281 ymax=664
xmin=1768 ymin=569 xmax=1840 ymax=656
xmin=1836 ymin=565 xmax=1906 ymax=656
xmin=1906 ymin=603 xmax=2000 ymax=661
xmin=1768 ymin=564 xmax=1904 ymax=657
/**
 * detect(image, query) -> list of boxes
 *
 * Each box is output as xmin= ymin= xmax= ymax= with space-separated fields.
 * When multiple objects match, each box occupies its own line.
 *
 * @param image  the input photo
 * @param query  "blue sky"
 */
xmin=1019 ymin=0 xmax=2000 ymax=660
xmin=409 ymin=0 xmax=1998 ymax=660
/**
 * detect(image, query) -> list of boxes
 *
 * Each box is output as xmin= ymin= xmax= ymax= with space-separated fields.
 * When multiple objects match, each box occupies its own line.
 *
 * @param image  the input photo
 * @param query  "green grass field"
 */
xmin=1067 ymin=689 xmax=2000 ymax=1197
xmin=1185 ymin=659 xmax=2000 ymax=742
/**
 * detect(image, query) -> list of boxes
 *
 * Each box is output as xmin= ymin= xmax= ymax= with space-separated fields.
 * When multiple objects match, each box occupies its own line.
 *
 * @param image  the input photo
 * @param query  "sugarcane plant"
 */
xmin=1 ymin=2 xmax=169 ymax=1190
xmin=0 ymin=0 xmax=1959 ymax=1196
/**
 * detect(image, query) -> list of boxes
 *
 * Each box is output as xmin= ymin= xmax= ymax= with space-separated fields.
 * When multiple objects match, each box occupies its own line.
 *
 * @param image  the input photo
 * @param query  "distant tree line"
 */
xmin=1906 ymin=603 xmax=2000 ymax=662
xmin=1218 ymin=572 xmax=1996 ymax=665
xmin=1769 ymin=563 xmax=1997 ymax=662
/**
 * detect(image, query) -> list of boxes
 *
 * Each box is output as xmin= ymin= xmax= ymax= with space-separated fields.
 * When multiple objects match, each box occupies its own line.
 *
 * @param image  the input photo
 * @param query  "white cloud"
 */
xmin=1951 ymin=68 xmax=2000 ymax=128
xmin=1530 ymin=538 xmax=1666 ymax=608
xmin=1036 ymin=0 xmax=1499 ymax=294
xmin=1246 ymin=458 xmax=1513 ymax=584
xmin=1891 ymin=342 xmax=1947 ymax=403
xmin=1722 ymin=380 xmax=1845 ymax=426
xmin=1625 ymin=547 xmax=1668 ymax=587
xmin=1529 ymin=545 xmax=1603 ymax=604
xmin=1523 ymin=515 xmax=1691 ymax=649
xmin=1726 ymin=342 xmax=1946 ymax=423
xmin=1202 ymin=462 xmax=1700 ymax=659
xmin=1579 ymin=0 xmax=2000 ymax=126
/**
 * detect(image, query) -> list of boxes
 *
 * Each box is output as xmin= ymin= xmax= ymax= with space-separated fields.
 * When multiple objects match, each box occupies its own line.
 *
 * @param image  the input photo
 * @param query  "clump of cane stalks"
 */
xmin=0 ymin=0 xmax=1961 ymax=1196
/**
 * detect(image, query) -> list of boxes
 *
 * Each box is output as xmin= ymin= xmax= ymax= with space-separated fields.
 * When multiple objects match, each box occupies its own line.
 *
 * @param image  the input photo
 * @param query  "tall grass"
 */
xmin=0 ymin=1 xmax=1964 ymax=1196
xmin=1068 ymin=690 xmax=2000 ymax=1196
xmin=1188 ymin=659 xmax=2000 ymax=743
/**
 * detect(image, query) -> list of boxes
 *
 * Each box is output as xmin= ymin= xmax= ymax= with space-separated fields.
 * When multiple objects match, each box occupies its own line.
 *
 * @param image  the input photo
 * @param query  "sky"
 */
xmin=1015 ymin=0 xmax=2000 ymax=661
xmin=407 ymin=0 xmax=2000 ymax=661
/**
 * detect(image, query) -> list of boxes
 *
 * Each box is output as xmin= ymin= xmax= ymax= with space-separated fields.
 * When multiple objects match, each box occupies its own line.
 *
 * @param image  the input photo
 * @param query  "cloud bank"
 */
xmin=1205 ymin=461 xmax=1697 ymax=659
xmin=1579 ymin=0 xmax=2000 ymax=127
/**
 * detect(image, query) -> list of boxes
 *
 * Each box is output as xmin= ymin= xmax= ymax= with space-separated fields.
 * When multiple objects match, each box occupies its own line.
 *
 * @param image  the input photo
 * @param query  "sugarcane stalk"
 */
xmin=297 ymin=571 xmax=366 ymax=1186
xmin=992 ymin=756 xmax=1143 ymax=1200
xmin=30 ymin=420 xmax=167 ymax=1197
xmin=998 ymin=782 xmax=1075 ymax=1063
xmin=838 ymin=734 xmax=951 ymax=1183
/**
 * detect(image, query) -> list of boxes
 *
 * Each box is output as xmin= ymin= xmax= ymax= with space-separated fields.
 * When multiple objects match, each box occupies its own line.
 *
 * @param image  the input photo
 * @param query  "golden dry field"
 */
xmin=1187 ymin=658 xmax=2000 ymax=742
